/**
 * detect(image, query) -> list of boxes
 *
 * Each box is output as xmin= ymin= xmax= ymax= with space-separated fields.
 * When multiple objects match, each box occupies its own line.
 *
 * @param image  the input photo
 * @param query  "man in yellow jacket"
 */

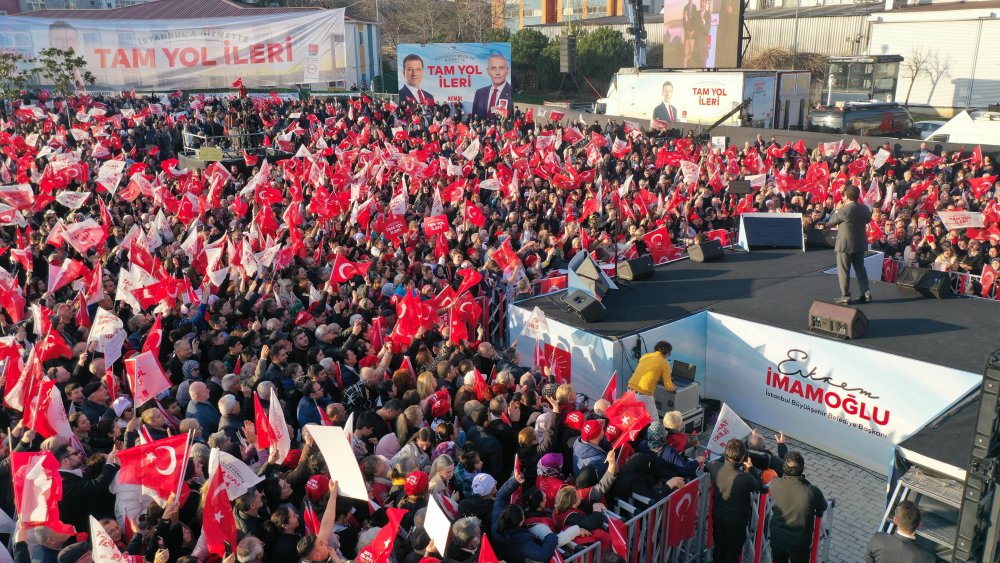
xmin=627 ymin=340 xmax=675 ymax=418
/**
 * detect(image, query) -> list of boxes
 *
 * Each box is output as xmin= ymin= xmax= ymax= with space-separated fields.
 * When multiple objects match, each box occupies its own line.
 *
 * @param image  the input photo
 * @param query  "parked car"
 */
xmin=806 ymin=102 xmax=914 ymax=137
xmin=913 ymin=120 xmax=946 ymax=139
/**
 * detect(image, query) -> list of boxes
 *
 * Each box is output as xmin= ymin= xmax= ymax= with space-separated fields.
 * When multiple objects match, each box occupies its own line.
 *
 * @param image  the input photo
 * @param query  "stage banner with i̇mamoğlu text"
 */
xmin=0 ymin=10 xmax=346 ymax=90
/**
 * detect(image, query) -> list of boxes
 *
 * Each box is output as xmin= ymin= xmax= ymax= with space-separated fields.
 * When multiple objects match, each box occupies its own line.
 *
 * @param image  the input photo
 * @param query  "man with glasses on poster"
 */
xmin=472 ymin=53 xmax=512 ymax=118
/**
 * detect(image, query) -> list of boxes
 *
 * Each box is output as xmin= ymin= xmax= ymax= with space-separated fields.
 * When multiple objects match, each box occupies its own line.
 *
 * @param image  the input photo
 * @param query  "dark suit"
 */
xmin=768 ymin=475 xmax=826 ymax=563
xmin=58 ymin=464 xmax=119 ymax=532
xmin=707 ymin=460 xmax=763 ymax=562
xmin=398 ymin=86 xmax=435 ymax=105
xmin=825 ymin=200 xmax=872 ymax=298
xmin=653 ymin=102 xmax=679 ymax=122
xmin=865 ymin=532 xmax=934 ymax=563
xmin=471 ymin=82 xmax=512 ymax=117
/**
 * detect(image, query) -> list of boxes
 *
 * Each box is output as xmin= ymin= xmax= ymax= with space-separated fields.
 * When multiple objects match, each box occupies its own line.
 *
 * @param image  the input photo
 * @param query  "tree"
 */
xmin=576 ymin=28 xmax=632 ymax=90
xmin=35 ymin=47 xmax=94 ymax=98
xmin=741 ymin=48 xmax=828 ymax=82
xmin=645 ymin=43 xmax=663 ymax=68
xmin=900 ymin=46 xmax=930 ymax=106
xmin=482 ymin=27 xmax=511 ymax=44
xmin=0 ymin=50 xmax=33 ymax=104
xmin=511 ymin=29 xmax=550 ymax=70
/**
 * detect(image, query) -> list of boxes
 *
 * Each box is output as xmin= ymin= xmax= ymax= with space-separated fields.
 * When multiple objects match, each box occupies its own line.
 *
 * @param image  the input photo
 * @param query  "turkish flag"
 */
xmin=538 ymin=275 xmax=567 ymax=294
xmin=202 ymin=466 xmax=237 ymax=556
xmin=22 ymin=378 xmax=72 ymax=439
xmin=131 ymin=280 xmax=171 ymax=311
xmin=124 ymin=351 xmax=171 ymax=407
xmin=456 ymin=268 xmax=483 ymax=296
xmin=972 ymin=145 xmax=983 ymax=165
xmin=601 ymin=371 xmax=617 ymax=402
xmin=48 ymin=258 xmax=88 ymax=294
xmin=969 ymin=175 xmax=997 ymax=199
xmin=116 ymin=433 xmax=188 ymax=505
xmin=12 ymin=451 xmax=75 ymax=534
xmin=231 ymin=77 xmax=243 ymax=88
xmin=666 ymin=477 xmax=700 ymax=547
xmin=607 ymin=514 xmax=628 ymax=559
xmin=253 ymin=392 xmax=275 ymax=450
xmin=605 ymin=391 xmax=652 ymax=440
xmin=330 ymin=253 xmax=360 ymax=283
xmin=449 ymin=308 xmax=469 ymax=344
xmin=479 ymin=533 xmax=499 ymax=563
xmin=142 ymin=313 xmax=164 ymax=357
xmin=464 ymin=200 xmax=486 ymax=227
xmin=356 ymin=508 xmax=405 ymax=563
xmin=36 ymin=328 xmax=73 ymax=363
xmin=982 ymin=264 xmax=997 ymax=298
xmin=491 ymin=238 xmax=522 ymax=274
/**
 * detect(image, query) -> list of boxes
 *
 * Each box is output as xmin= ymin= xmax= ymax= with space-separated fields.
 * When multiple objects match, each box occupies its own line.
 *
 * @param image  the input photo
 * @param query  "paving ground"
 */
xmin=746 ymin=422 xmax=887 ymax=563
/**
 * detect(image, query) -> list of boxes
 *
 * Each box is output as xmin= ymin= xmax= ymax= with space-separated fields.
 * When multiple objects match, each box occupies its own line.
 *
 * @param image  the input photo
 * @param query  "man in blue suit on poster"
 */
xmin=399 ymin=53 xmax=435 ymax=104
xmin=472 ymin=53 xmax=512 ymax=118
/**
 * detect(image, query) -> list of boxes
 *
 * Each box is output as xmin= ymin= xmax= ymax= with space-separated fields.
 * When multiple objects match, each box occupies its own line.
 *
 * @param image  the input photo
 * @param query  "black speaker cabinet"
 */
xmin=896 ymin=266 xmax=951 ymax=299
xmin=805 ymin=228 xmax=837 ymax=249
xmin=688 ymin=240 xmax=724 ymax=262
xmin=617 ymin=255 xmax=654 ymax=281
xmin=808 ymin=300 xmax=868 ymax=339
xmin=561 ymin=289 xmax=605 ymax=322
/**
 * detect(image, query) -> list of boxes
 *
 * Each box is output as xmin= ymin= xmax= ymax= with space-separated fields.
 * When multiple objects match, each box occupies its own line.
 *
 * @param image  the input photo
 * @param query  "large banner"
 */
xmin=618 ymin=72 xmax=775 ymax=128
xmin=396 ymin=43 xmax=511 ymax=117
xmin=705 ymin=313 xmax=980 ymax=473
xmin=0 ymin=11 xmax=346 ymax=90
xmin=663 ymin=0 xmax=742 ymax=69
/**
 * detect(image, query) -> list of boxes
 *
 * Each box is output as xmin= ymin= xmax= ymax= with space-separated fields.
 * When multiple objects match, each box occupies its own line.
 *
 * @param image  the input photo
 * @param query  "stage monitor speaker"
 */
xmin=954 ymin=347 xmax=1000 ymax=562
xmin=567 ymin=251 xmax=610 ymax=299
xmin=617 ymin=255 xmax=654 ymax=281
xmin=807 ymin=300 xmax=868 ymax=339
xmin=688 ymin=239 xmax=724 ymax=262
xmin=805 ymin=228 xmax=837 ymax=249
xmin=728 ymin=180 xmax=752 ymax=195
xmin=896 ymin=266 xmax=951 ymax=299
xmin=561 ymin=289 xmax=605 ymax=322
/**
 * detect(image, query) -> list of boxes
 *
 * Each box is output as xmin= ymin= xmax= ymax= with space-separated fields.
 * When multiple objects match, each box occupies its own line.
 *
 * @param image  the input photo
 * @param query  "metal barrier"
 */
xmin=613 ymin=473 xmax=713 ymax=563
xmin=744 ymin=492 xmax=837 ymax=563
xmin=882 ymin=256 xmax=988 ymax=298
xmin=561 ymin=538 xmax=603 ymax=563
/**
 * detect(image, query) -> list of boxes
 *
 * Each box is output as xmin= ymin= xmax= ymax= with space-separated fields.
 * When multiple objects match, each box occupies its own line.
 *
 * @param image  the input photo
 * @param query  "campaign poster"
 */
xmin=635 ymin=72 xmax=749 ymax=126
xmin=0 ymin=11 xmax=346 ymax=90
xmin=663 ymin=0 xmax=741 ymax=69
xmin=396 ymin=42 xmax=512 ymax=117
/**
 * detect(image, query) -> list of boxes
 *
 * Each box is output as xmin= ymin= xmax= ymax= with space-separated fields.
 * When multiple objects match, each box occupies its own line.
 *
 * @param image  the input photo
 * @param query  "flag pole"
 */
xmin=175 ymin=429 xmax=193 ymax=501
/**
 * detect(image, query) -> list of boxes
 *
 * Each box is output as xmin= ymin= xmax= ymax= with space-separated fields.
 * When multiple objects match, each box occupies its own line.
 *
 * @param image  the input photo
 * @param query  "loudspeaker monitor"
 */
xmin=896 ymin=266 xmax=951 ymax=299
xmin=808 ymin=300 xmax=868 ymax=339
xmin=805 ymin=228 xmax=837 ymax=249
xmin=567 ymin=251 xmax=611 ymax=299
xmin=688 ymin=239 xmax=724 ymax=262
xmin=561 ymin=289 xmax=605 ymax=322
xmin=728 ymin=180 xmax=752 ymax=195
xmin=617 ymin=255 xmax=654 ymax=281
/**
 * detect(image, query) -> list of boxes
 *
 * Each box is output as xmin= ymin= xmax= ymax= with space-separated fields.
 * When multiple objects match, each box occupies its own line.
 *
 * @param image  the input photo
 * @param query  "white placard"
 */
xmin=706 ymin=403 xmax=753 ymax=455
xmin=306 ymin=424 xmax=368 ymax=500
xmin=424 ymin=494 xmax=452 ymax=555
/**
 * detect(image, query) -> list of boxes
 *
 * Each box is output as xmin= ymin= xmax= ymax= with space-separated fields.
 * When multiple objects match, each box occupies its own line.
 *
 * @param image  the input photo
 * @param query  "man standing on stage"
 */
xmin=768 ymin=452 xmax=827 ymax=563
xmin=864 ymin=501 xmax=934 ymax=562
xmin=824 ymin=185 xmax=872 ymax=304
xmin=627 ymin=340 xmax=674 ymax=418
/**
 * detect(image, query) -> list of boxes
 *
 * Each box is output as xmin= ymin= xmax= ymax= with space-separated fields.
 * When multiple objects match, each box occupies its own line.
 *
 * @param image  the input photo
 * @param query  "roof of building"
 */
xmin=880 ymin=0 xmax=1000 ymax=12
xmin=14 ymin=0 xmax=373 ymax=22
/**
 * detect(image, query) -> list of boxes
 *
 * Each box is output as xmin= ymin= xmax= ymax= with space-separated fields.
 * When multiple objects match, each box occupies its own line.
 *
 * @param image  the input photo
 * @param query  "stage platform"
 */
xmin=521 ymin=247 xmax=998 ymax=376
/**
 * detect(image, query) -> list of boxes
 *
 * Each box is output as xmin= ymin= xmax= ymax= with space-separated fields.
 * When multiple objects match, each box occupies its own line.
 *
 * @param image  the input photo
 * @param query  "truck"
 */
xmin=594 ymin=68 xmax=812 ymax=130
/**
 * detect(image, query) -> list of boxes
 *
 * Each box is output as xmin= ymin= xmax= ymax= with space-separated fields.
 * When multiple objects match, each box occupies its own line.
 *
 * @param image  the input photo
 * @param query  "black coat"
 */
xmin=767 ymin=475 xmax=827 ymax=550
xmin=864 ymin=532 xmax=934 ymax=563
xmin=707 ymin=459 xmax=762 ymax=527
xmin=58 ymin=463 xmax=119 ymax=531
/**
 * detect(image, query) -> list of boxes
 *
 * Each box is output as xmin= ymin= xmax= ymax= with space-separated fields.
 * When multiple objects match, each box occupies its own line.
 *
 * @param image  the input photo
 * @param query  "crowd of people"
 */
xmin=0 ymin=86 xmax=981 ymax=563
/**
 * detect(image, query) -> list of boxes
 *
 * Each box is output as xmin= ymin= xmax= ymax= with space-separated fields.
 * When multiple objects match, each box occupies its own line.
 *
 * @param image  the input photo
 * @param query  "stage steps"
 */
xmin=880 ymin=466 xmax=962 ymax=558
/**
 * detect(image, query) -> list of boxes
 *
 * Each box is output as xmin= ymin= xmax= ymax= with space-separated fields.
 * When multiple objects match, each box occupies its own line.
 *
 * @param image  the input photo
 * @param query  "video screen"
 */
xmin=662 ymin=0 xmax=742 ymax=69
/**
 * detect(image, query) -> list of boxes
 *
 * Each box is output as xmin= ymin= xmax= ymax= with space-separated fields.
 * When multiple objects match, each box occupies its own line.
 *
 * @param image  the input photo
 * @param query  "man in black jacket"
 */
xmin=707 ymin=439 xmax=763 ymax=562
xmin=767 ymin=451 xmax=827 ymax=563
xmin=864 ymin=500 xmax=934 ymax=563
xmin=54 ymin=442 xmax=119 ymax=532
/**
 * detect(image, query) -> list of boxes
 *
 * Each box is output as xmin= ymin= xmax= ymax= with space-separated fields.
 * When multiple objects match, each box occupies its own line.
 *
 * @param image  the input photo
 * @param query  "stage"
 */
xmin=509 ymin=247 xmax=996 ymax=474
xmin=522 ymin=248 xmax=995 ymax=375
